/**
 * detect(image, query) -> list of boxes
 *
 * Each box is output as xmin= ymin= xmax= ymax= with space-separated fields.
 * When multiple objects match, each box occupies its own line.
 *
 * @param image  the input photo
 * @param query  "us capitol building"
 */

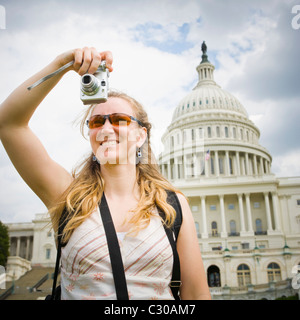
xmin=4 ymin=42 xmax=300 ymax=300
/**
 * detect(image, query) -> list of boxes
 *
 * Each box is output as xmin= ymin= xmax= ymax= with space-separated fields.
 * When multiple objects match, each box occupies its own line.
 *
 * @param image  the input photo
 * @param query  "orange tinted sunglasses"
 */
xmin=87 ymin=113 xmax=144 ymax=129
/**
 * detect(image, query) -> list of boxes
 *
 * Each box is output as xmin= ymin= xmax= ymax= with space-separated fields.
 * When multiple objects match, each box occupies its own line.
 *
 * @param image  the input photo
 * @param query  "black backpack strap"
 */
xmin=48 ymin=207 xmax=68 ymax=300
xmin=99 ymin=193 xmax=129 ymax=300
xmin=166 ymin=190 xmax=182 ymax=241
xmin=48 ymin=238 xmax=62 ymax=300
xmin=159 ymin=190 xmax=183 ymax=300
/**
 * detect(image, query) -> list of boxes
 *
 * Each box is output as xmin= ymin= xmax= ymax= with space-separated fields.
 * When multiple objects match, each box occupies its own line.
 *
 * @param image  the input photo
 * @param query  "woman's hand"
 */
xmin=56 ymin=47 xmax=113 ymax=75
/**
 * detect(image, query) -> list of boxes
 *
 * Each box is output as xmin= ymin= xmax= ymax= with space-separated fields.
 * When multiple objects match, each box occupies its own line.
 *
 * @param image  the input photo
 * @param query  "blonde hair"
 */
xmin=49 ymin=90 xmax=181 ymax=243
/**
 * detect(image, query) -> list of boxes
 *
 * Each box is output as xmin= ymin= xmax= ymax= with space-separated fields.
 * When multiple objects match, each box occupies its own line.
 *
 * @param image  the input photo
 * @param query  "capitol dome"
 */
xmin=172 ymin=47 xmax=248 ymax=123
xmin=159 ymin=41 xmax=272 ymax=182
xmin=173 ymin=83 xmax=248 ymax=122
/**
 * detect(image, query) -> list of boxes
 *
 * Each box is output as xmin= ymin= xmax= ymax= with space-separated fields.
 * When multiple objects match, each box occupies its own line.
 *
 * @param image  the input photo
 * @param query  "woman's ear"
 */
xmin=136 ymin=126 xmax=148 ymax=148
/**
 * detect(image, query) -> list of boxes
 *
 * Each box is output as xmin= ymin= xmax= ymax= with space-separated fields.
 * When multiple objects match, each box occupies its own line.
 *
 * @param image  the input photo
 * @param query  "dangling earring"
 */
xmin=136 ymin=147 xmax=142 ymax=165
xmin=137 ymin=148 xmax=142 ymax=158
xmin=93 ymin=154 xmax=100 ymax=164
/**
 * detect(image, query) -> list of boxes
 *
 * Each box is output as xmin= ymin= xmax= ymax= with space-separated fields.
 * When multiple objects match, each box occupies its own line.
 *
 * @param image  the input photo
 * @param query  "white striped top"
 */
xmin=60 ymin=206 xmax=174 ymax=300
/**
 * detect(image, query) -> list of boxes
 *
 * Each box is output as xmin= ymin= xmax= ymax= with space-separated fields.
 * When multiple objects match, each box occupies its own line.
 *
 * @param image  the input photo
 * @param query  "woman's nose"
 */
xmin=102 ymin=117 xmax=112 ymax=128
xmin=96 ymin=118 xmax=115 ymax=141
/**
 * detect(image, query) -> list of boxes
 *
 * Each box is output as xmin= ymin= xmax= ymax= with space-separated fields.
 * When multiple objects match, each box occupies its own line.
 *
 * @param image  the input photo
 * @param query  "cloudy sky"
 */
xmin=0 ymin=0 xmax=299 ymax=223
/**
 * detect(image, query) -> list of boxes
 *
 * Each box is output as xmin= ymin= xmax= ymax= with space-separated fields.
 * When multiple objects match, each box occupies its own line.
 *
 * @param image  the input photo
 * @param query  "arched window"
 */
xmin=216 ymin=126 xmax=220 ymax=137
xmin=207 ymin=127 xmax=211 ymax=138
xmin=233 ymin=127 xmax=236 ymax=139
xmin=225 ymin=126 xmax=229 ymax=138
xmin=207 ymin=265 xmax=221 ymax=287
xmin=211 ymin=221 xmax=218 ymax=237
xmin=267 ymin=263 xmax=281 ymax=282
xmin=237 ymin=264 xmax=251 ymax=287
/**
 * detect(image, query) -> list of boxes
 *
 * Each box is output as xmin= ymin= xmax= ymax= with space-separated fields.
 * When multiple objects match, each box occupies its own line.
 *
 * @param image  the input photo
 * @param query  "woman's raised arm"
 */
xmin=0 ymin=48 xmax=113 ymax=208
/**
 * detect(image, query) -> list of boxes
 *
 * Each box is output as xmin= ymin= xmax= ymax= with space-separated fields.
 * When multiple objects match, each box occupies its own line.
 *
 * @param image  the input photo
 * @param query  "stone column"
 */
xmin=183 ymin=155 xmax=188 ymax=179
xmin=236 ymin=151 xmax=241 ymax=176
xmin=205 ymin=156 xmax=209 ymax=177
xmin=173 ymin=158 xmax=177 ymax=180
xmin=245 ymin=193 xmax=254 ymax=234
xmin=225 ymin=151 xmax=230 ymax=176
xmin=25 ymin=237 xmax=30 ymax=260
xmin=264 ymin=192 xmax=273 ymax=233
xmin=215 ymin=151 xmax=219 ymax=176
xmin=201 ymin=196 xmax=208 ymax=238
xmin=253 ymin=155 xmax=258 ymax=175
xmin=168 ymin=161 xmax=172 ymax=180
xmin=271 ymin=192 xmax=281 ymax=232
xmin=219 ymin=195 xmax=227 ymax=237
xmin=241 ymin=155 xmax=246 ymax=175
xmin=264 ymin=159 xmax=268 ymax=174
xmin=16 ymin=237 xmax=21 ymax=257
xmin=245 ymin=153 xmax=250 ymax=175
xmin=238 ymin=194 xmax=246 ymax=235
xmin=260 ymin=157 xmax=264 ymax=174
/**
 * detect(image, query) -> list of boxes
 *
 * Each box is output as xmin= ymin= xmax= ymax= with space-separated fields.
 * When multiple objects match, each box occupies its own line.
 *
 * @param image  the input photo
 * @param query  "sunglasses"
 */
xmin=86 ymin=113 xmax=144 ymax=129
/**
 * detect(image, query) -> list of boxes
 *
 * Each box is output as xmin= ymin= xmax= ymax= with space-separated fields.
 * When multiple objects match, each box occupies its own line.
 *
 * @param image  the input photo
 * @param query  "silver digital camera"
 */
xmin=80 ymin=61 xmax=109 ymax=105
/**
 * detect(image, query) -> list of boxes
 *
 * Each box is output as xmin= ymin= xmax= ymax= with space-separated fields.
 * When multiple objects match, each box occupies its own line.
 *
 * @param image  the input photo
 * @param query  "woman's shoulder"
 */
xmin=174 ymin=192 xmax=189 ymax=209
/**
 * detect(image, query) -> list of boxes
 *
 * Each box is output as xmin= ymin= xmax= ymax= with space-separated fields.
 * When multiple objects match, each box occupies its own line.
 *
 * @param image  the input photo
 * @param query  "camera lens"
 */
xmin=81 ymin=74 xmax=100 ymax=95
xmin=82 ymin=75 xmax=92 ymax=85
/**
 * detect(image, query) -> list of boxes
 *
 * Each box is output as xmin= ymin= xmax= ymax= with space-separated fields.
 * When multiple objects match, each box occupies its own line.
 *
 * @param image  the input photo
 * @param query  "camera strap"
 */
xmin=27 ymin=60 xmax=74 ymax=91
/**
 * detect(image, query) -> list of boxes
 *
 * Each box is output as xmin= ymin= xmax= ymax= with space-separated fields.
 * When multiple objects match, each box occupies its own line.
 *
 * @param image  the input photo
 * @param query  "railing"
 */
xmin=209 ymin=287 xmax=223 ymax=295
xmin=209 ymin=279 xmax=292 ymax=297
xmin=228 ymin=232 xmax=240 ymax=237
xmin=0 ymin=284 xmax=14 ymax=300
xmin=29 ymin=273 xmax=49 ymax=293
xmin=208 ymin=233 xmax=220 ymax=238
xmin=255 ymin=231 xmax=267 ymax=235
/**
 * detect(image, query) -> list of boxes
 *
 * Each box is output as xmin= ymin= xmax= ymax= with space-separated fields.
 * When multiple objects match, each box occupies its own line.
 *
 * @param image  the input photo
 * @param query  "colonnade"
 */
xmin=161 ymin=150 xmax=271 ymax=180
xmin=199 ymin=192 xmax=281 ymax=239
xmin=9 ymin=236 xmax=33 ymax=261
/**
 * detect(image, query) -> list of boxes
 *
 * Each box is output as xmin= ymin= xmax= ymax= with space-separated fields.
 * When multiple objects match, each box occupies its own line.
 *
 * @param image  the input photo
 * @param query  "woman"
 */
xmin=0 ymin=47 xmax=211 ymax=300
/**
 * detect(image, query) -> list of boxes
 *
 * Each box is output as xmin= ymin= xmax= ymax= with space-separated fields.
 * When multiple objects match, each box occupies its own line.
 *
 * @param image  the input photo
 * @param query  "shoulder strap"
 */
xmin=166 ymin=190 xmax=182 ymax=241
xmin=49 ymin=207 xmax=67 ymax=300
xmin=159 ymin=190 xmax=183 ymax=300
xmin=99 ymin=193 xmax=129 ymax=300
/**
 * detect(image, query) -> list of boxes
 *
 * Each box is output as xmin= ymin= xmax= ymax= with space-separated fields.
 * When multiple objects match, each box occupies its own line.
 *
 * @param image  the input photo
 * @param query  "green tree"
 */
xmin=0 ymin=221 xmax=9 ymax=267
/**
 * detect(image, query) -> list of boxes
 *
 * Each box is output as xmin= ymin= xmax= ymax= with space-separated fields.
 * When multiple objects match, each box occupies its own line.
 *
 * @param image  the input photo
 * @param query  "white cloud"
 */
xmin=272 ymin=149 xmax=300 ymax=177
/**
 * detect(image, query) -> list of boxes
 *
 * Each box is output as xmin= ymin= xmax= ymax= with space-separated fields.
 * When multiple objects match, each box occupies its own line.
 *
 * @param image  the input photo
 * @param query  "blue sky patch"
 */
xmin=132 ymin=21 xmax=194 ymax=54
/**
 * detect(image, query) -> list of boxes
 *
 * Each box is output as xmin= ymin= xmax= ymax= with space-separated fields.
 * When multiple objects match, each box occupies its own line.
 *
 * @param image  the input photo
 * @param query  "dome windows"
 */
xmin=225 ymin=126 xmax=229 ymax=138
xmin=233 ymin=127 xmax=237 ymax=139
xmin=207 ymin=126 xmax=212 ymax=138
